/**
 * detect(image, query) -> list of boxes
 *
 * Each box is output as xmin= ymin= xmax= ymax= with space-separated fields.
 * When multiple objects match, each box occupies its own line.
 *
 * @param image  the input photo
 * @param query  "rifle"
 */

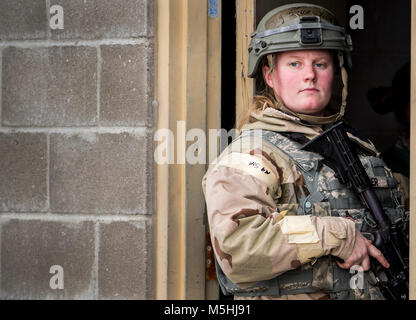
xmin=300 ymin=121 xmax=409 ymax=300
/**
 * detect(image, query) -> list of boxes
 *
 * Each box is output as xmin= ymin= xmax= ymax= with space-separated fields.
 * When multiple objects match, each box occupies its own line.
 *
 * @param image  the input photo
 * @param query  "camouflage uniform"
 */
xmin=202 ymin=3 xmax=408 ymax=300
xmin=202 ymin=107 xmax=407 ymax=300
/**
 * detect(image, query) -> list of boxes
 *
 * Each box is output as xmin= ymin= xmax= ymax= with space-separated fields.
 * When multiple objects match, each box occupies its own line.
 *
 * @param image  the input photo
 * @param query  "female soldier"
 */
xmin=202 ymin=3 xmax=407 ymax=300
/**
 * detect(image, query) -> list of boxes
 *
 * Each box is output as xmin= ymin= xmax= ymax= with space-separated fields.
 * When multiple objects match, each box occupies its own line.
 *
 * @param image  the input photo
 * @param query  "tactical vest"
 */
xmin=215 ymin=129 xmax=408 ymax=300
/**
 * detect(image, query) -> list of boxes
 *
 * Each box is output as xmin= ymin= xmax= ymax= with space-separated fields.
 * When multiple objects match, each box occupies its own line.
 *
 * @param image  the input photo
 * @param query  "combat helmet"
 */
xmin=248 ymin=3 xmax=353 ymax=124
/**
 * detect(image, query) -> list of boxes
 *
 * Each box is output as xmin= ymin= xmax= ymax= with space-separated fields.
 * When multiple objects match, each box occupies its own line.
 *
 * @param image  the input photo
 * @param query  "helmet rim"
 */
xmin=248 ymin=3 xmax=353 ymax=78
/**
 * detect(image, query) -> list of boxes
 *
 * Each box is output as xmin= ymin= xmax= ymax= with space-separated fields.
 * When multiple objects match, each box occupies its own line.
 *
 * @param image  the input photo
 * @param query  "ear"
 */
xmin=263 ymin=64 xmax=274 ymax=89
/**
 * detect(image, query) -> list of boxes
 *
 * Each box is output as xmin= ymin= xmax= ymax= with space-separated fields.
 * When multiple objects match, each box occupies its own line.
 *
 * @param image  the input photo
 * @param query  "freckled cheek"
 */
xmin=275 ymin=75 xmax=298 ymax=97
xmin=319 ymin=74 xmax=334 ymax=98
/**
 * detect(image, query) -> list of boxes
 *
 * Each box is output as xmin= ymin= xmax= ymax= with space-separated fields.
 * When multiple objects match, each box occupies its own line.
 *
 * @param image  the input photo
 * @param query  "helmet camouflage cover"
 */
xmin=248 ymin=3 xmax=353 ymax=78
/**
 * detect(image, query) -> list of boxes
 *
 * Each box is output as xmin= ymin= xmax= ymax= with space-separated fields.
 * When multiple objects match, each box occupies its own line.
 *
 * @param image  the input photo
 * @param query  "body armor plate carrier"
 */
xmin=215 ymin=129 xmax=407 ymax=300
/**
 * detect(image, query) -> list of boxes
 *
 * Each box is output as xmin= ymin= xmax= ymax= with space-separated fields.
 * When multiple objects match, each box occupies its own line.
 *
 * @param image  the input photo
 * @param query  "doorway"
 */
xmin=252 ymin=0 xmax=411 ymax=154
xmin=217 ymin=0 xmax=412 ymax=300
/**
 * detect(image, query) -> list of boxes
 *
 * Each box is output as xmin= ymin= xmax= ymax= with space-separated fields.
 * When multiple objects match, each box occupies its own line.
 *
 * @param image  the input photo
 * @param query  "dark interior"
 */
xmin=222 ymin=0 xmax=411 ymax=153
xmin=218 ymin=0 xmax=410 ymax=300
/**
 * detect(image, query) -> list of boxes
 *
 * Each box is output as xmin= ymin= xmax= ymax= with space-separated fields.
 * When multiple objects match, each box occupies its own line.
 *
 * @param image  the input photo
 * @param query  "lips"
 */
xmin=300 ymin=88 xmax=319 ymax=92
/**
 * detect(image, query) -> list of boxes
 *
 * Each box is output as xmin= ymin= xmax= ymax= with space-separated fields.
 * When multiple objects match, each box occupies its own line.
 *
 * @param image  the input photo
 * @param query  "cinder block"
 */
xmin=100 ymin=44 xmax=151 ymax=126
xmin=0 ymin=133 xmax=47 ymax=212
xmin=98 ymin=221 xmax=152 ymax=299
xmin=2 ymin=46 xmax=97 ymax=127
xmin=49 ymin=0 xmax=151 ymax=39
xmin=0 ymin=219 xmax=95 ymax=299
xmin=49 ymin=132 xmax=149 ymax=214
xmin=0 ymin=0 xmax=47 ymax=40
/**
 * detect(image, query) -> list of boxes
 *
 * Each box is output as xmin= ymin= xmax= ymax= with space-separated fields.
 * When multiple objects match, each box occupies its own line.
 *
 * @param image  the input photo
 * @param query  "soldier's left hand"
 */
xmin=336 ymin=231 xmax=390 ymax=271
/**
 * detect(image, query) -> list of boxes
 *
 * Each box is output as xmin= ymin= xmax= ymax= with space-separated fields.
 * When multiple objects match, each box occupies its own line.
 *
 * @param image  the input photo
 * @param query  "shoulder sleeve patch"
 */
xmin=215 ymin=152 xmax=279 ymax=195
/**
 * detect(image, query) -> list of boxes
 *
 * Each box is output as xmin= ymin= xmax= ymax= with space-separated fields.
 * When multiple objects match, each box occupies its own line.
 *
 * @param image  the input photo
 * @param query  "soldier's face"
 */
xmin=263 ymin=50 xmax=334 ymax=116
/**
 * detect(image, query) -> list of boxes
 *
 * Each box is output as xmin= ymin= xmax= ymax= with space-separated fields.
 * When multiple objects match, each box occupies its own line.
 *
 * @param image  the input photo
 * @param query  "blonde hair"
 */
xmin=237 ymin=54 xmax=283 ymax=131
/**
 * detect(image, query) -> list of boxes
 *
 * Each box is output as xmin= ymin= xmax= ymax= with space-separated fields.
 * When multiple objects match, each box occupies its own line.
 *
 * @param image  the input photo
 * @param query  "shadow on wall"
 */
xmin=344 ymin=0 xmax=410 ymax=153
xmin=367 ymin=62 xmax=410 ymax=179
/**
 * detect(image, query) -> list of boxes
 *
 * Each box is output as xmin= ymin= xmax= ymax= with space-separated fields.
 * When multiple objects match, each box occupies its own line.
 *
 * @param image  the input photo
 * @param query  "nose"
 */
xmin=303 ymin=64 xmax=316 ymax=82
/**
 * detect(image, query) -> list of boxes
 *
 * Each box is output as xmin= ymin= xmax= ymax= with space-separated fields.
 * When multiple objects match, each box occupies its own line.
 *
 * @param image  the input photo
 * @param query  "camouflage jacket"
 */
xmin=202 ymin=107 xmax=407 ymax=299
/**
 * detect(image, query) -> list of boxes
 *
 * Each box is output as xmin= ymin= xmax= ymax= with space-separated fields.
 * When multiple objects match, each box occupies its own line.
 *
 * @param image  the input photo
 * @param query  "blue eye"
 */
xmin=315 ymin=63 xmax=326 ymax=68
xmin=289 ymin=62 xmax=299 ymax=67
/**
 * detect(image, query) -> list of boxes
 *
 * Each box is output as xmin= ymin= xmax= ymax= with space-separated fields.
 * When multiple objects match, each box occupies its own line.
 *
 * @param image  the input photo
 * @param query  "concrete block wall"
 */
xmin=0 ymin=0 xmax=154 ymax=299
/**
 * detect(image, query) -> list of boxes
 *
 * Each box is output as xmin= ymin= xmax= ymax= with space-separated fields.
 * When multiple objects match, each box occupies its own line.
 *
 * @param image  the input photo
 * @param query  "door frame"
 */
xmin=155 ymin=0 xmax=221 ymax=299
xmin=155 ymin=0 xmax=416 ymax=300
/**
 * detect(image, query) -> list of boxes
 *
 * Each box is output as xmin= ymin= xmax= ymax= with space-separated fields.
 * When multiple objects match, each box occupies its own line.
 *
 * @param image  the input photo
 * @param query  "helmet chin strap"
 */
xmin=277 ymin=51 xmax=349 ymax=125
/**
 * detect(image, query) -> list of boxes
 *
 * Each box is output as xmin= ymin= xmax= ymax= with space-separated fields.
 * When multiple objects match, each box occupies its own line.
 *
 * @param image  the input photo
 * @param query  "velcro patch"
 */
xmin=215 ymin=152 xmax=278 ymax=195
xmin=278 ymin=215 xmax=320 ymax=244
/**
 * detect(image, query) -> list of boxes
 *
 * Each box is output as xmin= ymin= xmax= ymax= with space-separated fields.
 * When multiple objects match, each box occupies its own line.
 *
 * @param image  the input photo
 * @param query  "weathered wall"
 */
xmin=0 ymin=0 xmax=154 ymax=299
